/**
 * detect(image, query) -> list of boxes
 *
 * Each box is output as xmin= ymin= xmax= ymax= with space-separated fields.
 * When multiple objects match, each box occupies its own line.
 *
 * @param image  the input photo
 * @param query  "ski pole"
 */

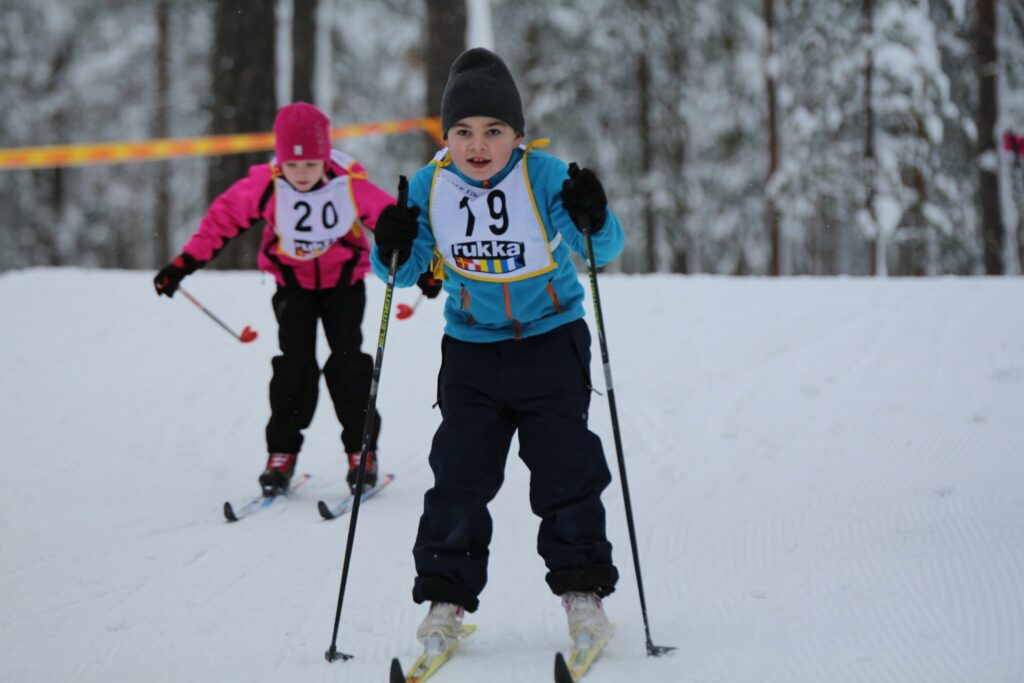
xmin=569 ymin=163 xmax=675 ymax=657
xmin=177 ymin=286 xmax=258 ymax=343
xmin=396 ymin=291 xmax=424 ymax=320
xmin=325 ymin=176 xmax=408 ymax=663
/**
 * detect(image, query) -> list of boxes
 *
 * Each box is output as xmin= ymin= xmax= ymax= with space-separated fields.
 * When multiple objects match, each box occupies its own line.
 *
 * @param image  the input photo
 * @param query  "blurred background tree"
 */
xmin=206 ymin=0 xmax=276 ymax=270
xmin=0 ymin=0 xmax=1021 ymax=276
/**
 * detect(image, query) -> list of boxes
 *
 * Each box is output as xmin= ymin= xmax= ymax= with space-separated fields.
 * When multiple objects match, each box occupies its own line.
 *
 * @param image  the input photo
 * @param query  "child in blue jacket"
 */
xmin=371 ymin=48 xmax=623 ymax=652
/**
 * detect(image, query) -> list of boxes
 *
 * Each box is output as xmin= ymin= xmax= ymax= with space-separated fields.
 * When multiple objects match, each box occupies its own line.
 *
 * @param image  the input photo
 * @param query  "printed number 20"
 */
xmin=294 ymin=201 xmax=339 ymax=232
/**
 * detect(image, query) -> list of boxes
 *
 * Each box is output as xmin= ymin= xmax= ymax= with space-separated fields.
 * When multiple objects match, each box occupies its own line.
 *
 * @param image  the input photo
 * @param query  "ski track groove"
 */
xmin=5 ymin=273 xmax=1024 ymax=682
xmin=929 ymin=503 xmax=1024 ymax=665
xmin=602 ymin=280 xmax=1020 ymax=682
xmin=818 ymin=502 xmax=1015 ymax=682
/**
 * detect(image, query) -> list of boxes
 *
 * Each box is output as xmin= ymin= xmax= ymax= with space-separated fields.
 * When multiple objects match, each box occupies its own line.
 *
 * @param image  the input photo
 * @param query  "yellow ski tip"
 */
xmin=404 ymin=624 xmax=478 ymax=683
xmin=566 ymin=623 xmax=616 ymax=680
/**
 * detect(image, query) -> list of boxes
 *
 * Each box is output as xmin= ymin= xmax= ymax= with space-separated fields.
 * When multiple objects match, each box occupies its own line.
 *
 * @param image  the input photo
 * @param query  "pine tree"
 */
xmin=975 ymin=0 xmax=1003 ymax=273
xmin=206 ymin=0 xmax=276 ymax=270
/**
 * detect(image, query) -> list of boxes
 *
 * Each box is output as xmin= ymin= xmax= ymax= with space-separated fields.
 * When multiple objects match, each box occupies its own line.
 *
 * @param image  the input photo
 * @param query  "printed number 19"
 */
xmin=460 ymin=190 xmax=508 ymax=236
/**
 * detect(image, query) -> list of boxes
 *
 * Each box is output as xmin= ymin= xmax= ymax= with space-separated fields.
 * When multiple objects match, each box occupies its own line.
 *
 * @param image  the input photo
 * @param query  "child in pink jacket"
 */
xmin=154 ymin=102 xmax=431 ymax=495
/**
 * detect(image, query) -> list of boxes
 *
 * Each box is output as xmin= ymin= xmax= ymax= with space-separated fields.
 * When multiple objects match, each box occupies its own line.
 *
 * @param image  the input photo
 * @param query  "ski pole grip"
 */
xmin=565 ymin=162 xmax=590 ymax=233
xmin=397 ymin=174 xmax=408 ymax=207
xmin=388 ymin=175 xmax=410 ymax=276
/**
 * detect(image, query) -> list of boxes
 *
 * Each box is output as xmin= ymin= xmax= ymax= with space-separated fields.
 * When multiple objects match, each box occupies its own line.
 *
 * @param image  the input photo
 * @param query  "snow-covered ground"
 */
xmin=2 ymin=268 xmax=1023 ymax=683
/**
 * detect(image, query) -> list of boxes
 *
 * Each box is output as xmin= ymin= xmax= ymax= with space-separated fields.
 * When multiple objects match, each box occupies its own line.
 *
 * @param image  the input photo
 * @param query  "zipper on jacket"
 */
xmin=314 ymin=257 xmax=321 ymax=289
xmin=459 ymin=284 xmax=476 ymax=326
xmin=545 ymin=278 xmax=564 ymax=313
xmin=502 ymin=283 xmax=522 ymax=340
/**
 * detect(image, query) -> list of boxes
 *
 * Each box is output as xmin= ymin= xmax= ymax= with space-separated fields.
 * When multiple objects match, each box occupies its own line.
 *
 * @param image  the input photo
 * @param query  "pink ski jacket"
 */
xmin=183 ymin=151 xmax=394 ymax=290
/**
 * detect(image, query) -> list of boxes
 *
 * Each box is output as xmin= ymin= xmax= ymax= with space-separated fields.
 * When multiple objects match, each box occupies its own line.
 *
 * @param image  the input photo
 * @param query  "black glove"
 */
xmin=154 ymin=253 xmax=199 ymax=297
xmin=374 ymin=203 xmax=420 ymax=266
xmin=561 ymin=165 xmax=608 ymax=232
xmin=416 ymin=271 xmax=443 ymax=299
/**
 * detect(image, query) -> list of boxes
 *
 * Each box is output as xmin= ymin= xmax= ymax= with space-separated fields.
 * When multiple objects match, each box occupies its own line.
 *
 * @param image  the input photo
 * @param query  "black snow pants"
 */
xmin=412 ymin=319 xmax=618 ymax=612
xmin=265 ymin=280 xmax=379 ymax=455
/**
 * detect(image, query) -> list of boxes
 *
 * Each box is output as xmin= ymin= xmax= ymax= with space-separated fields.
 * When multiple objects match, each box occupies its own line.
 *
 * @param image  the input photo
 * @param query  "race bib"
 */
xmin=275 ymin=175 xmax=357 ymax=260
xmin=430 ymin=158 xmax=556 ymax=282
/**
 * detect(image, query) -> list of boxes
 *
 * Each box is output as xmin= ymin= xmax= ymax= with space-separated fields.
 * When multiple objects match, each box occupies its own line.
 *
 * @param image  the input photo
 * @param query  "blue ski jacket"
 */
xmin=370 ymin=144 xmax=624 ymax=343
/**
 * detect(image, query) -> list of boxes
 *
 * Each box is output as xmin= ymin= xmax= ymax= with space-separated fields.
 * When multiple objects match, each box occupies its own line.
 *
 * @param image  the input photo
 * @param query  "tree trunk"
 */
xmin=897 ymin=172 xmax=927 ymax=276
xmin=763 ymin=0 xmax=781 ymax=276
xmin=638 ymin=51 xmax=656 ymax=273
xmin=820 ymin=198 xmax=839 ymax=275
xmin=292 ymin=0 xmax=317 ymax=103
xmin=864 ymin=0 xmax=879 ymax=276
xmin=1014 ymin=159 xmax=1024 ymax=271
xmin=424 ymin=0 xmax=467 ymax=161
xmin=153 ymin=0 xmax=172 ymax=267
xmin=897 ymin=116 xmax=928 ymax=276
xmin=976 ymin=0 xmax=1004 ymax=274
xmin=42 ymin=37 xmax=73 ymax=267
xmin=669 ymin=42 xmax=689 ymax=274
xmin=51 ymin=165 xmax=65 ymax=266
xmin=207 ymin=0 xmax=277 ymax=271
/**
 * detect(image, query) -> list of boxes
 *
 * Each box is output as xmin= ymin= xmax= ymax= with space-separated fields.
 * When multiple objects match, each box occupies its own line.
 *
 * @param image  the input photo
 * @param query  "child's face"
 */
xmin=281 ymin=160 xmax=326 ymax=191
xmin=446 ymin=117 xmax=523 ymax=181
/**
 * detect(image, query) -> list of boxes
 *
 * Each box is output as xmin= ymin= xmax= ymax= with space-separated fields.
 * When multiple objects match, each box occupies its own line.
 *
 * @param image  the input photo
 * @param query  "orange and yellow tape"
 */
xmin=0 ymin=116 xmax=443 ymax=171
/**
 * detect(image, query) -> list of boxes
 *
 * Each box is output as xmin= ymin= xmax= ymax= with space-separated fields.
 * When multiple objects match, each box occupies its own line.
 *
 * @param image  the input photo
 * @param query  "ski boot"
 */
xmin=561 ymin=591 xmax=613 ymax=650
xmin=258 ymin=452 xmax=297 ymax=497
xmin=346 ymin=450 xmax=378 ymax=494
xmin=416 ymin=602 xmax=465 ymax=656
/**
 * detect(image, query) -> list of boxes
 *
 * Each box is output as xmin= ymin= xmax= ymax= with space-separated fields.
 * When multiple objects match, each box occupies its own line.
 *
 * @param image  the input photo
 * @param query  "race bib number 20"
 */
xmin=275 ymin=175 xmax=357 ymax=260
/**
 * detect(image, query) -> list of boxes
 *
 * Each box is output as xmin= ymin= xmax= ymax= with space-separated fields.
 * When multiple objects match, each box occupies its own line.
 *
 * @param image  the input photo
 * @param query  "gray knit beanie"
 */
xmin=440 ymin=48 xmax=525 ymax=137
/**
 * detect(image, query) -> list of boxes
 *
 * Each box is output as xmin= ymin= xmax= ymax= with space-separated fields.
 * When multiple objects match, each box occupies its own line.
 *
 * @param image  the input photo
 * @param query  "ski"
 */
xmin=390 ymin=624 xmax=477 ymax=683
xmin=554 ymin=653 xmax=574 ymax=683
xmin=553 ymin=624 xmax=615 ymax=682
xmin=317 ymin=473 xmax=395 ymax=520
xmin=390 ymin=658 xmax=405 ymax=683
xmin=223 ymin=473 xmax=312 ymax=522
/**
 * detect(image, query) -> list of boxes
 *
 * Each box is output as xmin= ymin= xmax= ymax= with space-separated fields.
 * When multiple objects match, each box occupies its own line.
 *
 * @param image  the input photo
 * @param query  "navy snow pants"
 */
xmin=412 ymin=319 xmax=619 ymax=612
xmin=265 ymin=280 xmax=379 ymax=455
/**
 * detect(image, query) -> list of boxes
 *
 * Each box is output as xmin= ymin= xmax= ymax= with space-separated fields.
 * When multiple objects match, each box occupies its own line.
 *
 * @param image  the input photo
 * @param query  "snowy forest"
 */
xmin=2 ymin=0 xmax=1023 ymax=277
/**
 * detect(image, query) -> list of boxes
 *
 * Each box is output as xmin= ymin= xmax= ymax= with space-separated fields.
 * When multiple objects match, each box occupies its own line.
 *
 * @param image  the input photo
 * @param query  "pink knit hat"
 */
xmin=273 ymin=102 xmax=331 ymax=163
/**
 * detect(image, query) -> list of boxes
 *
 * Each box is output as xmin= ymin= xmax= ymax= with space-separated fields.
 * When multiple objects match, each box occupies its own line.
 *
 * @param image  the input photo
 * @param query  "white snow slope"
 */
xmin=2 ymin=268 xmax=1023 ymax=683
